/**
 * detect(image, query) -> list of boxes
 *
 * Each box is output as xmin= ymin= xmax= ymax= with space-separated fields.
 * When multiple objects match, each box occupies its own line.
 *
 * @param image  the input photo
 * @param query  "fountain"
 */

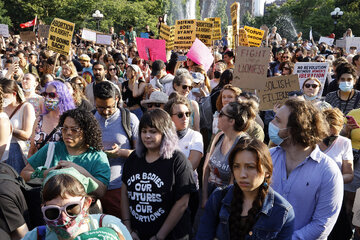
xmin=272 ymin=15 xmax=298 ymax=41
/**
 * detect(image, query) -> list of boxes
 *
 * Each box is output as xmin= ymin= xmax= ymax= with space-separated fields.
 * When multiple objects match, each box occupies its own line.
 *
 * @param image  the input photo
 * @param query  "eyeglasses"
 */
xmin=41 ymin=92 xmax=58 ymax=99
xmin=219 ymin=110 xmax=233 ymax=118
xmin=147 ymin=103 xmax=162 ymax=108
xmin=41 ymin=198 xmax=84 ymax=221
xmin=96 ymin=104 xmax=117 ymax=112
xmin=182 ymin=85 xmax=193 ymax=90
xmin=60 ymin=127 xmax=82 ymax=134
xmin=109 ymin=68 xmax=116 ymax=71
xmin=172 ymin=112 xmax=191 ymax=119
xmin=304 ymin=83 xmax=319 ymax=89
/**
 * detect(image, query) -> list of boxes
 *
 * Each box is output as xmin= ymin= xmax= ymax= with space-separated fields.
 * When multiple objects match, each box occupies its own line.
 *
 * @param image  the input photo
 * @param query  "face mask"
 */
xmin=214 ymin=71 xmax=221 ymax=79
xmin=2 ymin=98 xmax=13 ymax=108
xmin=339 ymin=81 xmax=353 ymax=92
xmin=191 ymin=87 xmax=200 ymax=93
xmin=23 ymin=87 xmax=36 ymax=93
xmin=46 ymin=210 xmax=87 ymax=239
xmin=45 ymin=99 xmax=60 ymax=111
xmin=268 ymin=122 xmax=288 ymax=146
xmin=304 ymin=95 xmax=317 ymax=101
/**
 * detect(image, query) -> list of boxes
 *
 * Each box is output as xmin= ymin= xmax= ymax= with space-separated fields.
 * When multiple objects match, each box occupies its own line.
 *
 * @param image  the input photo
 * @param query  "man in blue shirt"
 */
xmin=268 ymin=99 xmax=343 ymax=239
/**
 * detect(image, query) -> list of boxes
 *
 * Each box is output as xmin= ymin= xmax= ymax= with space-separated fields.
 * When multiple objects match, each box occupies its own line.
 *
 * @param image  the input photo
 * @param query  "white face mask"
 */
xmin=23 ymin=87 xmax=36 ymax=93
xmin=2 ymin=98 xmax=13 ymax=108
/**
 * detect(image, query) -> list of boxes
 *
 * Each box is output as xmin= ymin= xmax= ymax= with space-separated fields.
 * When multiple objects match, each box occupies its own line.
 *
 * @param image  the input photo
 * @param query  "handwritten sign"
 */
xmin=81 ymin=28 xmax=97 ymax=42
xmin=319 ymin=36 xmax=334 ymax=46
xmin=294 ymin=62 xmax=329 ymax=96
xmin=0 ymin=24 xmax=9 ymax=38
xmin=159 ymin=24 xmax=171 ymax=42
xmin=239 ymin=28 xmax=250 ymax=47
xmin=205 ymin=17 xmax=221 ymax=40
xmin=136 ymin=38 xmax=167 ymax=62
xmin=38 ymin=25 xmax=50 ymax=38
xmin=336 ymin=39 xmax=346 ymax=48
xmin=20 ymin=31 xmax=36 ymax=42
xmin=227 ymin=25 xmax=233 ymax=49
xmin=96 ymin=34 xmax=112 ymax=45
xmin=230 ymin=2 xmax=240 ymax=36
xmin=244 ymin=26 xmax=264 ymax=47
xmin=47 ymin=18 xmax=75 ymax=56
xmin=346 ymin=37 xmax=360 ymax=54
xmin=196 ymin=20 xmax=213 ymax=46
xmin=233 ymin=46 xmax=270 ymax=89
xmin=187 ymin=38 xmax=214 ymax=72
xmin=258 ymin=75 xmax=300 ymax=110
xmin=174 ymin=20 xmax=196 ymax=49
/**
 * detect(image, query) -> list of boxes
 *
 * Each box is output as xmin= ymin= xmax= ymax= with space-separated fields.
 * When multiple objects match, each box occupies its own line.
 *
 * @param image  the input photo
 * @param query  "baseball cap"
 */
xmin=79 ymin=54 xmax=90 ymax=61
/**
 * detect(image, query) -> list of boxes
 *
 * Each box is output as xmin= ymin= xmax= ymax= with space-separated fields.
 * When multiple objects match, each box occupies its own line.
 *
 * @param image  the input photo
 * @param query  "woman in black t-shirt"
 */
xmin=121 ymin=109 xmax=196 ymax=240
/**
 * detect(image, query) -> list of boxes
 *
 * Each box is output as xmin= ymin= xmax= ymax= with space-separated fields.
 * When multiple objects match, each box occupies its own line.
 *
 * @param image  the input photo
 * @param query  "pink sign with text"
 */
xmin=187 ymin=38 xmax=214 ymax=72
xmin=136 ymin=38 xmax=167 ymax=62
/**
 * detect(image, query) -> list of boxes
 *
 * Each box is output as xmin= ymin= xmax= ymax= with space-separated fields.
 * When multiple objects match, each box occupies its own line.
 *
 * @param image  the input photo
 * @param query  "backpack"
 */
xmin=199 ymin=93 xmax=216 ymax=131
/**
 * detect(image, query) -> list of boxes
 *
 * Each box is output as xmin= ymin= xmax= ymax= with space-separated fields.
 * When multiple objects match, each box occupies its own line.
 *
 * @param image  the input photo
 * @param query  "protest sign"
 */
xmin=38 ymin=25 xmax=50 ymax=38
xmin=187 ymin=38 xmax=214 ymax=72
xmin=346 ymin=37 xmax=360 ymax=54
xmin=336 ymin=39 xmax=346 ymax=48
xmin=318 ymin=36 xmax=334 ymax=46
xmin=258 ymin=75 xmax=300 ymax=110
xmin=239 ymin=28 xmax=250 ymax=47
xmin=244 ymin=26 xmax=264 ymax=47
xmin=159 ymin=24 xmax=171 ymax=42
xmin=294 ymin=62 xmax=329 ymax=96
xmin=96 ymin=34 xmax=111 ymax=45
xmin=168 ymin=26 xmax=175 ymax=50
xmin=140 ymin=32 xmax=149 ymax=39
xmin=0 ymin=24 xmax=9 ymax=38
xmin=233 ymin=46 xmax=270 ymax=89
xmin=47 ymin=18 xmax=75 ymax=56
xmin=227 ymin=25 xmax=233 ymax=50
xmin=20 ymin=31 xmax=36 ymax=42
xmin=230 ymin=2 xmax=240 ymax=37
xmin=81 ymin=28 xmax=97 ymax=42
xmin=196 ymin=20 xmax=213 ymax=46
xmin=174 ymin=19 xmax=196 ymax=49
xmin=136 ymin=38 xmax=167 ymax=62
xmin=205 ymin=17 xmax=221 ymax=40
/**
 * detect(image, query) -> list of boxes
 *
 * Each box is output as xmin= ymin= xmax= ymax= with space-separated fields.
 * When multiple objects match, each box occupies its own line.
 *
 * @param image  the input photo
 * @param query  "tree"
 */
xmin=0 ymin=0 xmax=11 ymax=27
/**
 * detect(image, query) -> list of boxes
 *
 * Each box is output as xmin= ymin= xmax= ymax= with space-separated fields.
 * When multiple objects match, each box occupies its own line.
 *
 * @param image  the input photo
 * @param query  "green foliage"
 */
xmin=242 ymin=11 xmax=256 ymax=27
xmin=0 ymin=0 xmax=11 ymax=26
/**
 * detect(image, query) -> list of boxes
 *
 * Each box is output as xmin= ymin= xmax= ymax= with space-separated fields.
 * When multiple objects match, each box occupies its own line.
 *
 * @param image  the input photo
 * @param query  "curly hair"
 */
xmin=164 ymin=95 xmax=191 ymax=115
xmin=285 ymin=99 xmax=329 ymax=147
xmin=228 ymin=138 xmax=273 ymax=240
xmin=44 ymin=81 xmax=75 ymax=115
xmin=225 ymin=100 xmax=257 ymax=132
xmin=279 ymin=61 xmax=294 ymax=75
xmin=59 ymin=109 xmax=103 ymax=151
xmin=336 ymin=63 xmax=357 ymax=82
xmin=216 ymin=84 xmax=242 ymax=111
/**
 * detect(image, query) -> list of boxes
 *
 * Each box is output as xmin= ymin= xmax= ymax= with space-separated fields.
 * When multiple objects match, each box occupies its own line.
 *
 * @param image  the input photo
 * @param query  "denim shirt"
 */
xmin=196 ymin=185 xmax=295 ymax=240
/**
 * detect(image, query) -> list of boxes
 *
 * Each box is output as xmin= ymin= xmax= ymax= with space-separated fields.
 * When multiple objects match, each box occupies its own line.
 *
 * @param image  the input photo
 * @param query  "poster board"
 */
xmin=195 ymin=20 xmax=213 ymax=46
xmin=187 ymin=38 xmax=214 ymax=72
xmin=244 ymin=26 xmax=264 ymax=47
xmin=174 ymin=19 xmax=196 ymax=49
xmin=346 ymin=37 xmax=360 ymax=54
xmin=96 ymin=34 xmax=112 ymax=45
xmin=81 ymin=28 xmax=97 ymax=42
xmin=227 ymin=25 xmax=233 ymax=49
xmin=38 ymin=25 xmax=50 ymax=38
xmin=258 ymin=75 xmax=300 ymax=110
xmin=47 ymin=18 xmax=75 ymax=56
xmin=230 ymin=2 xmax=240 ymax=37
xmin=136 ymin=38 xmax=167 ymax=62
xmin=20 ymin=31 xmax=36 ymax=42
xmin=294 ymin=62 xmax=329 ymax=96
xmin=239 ymin=28 xmax=250 ymax=47
xmin=159 ymin=24 xmax=171 ymax=42
xmin=318 ymin=36 xmax=334 ymax=46
xmin=336 ymin=39 xmax=346 ymax=48
xmin=0 ymin=24 xmax=9 ymax=38
xmin=205 ymin=17 xmax=221 ymax=40
xmin=233 ymin=46 xmax=270 ymax=90
xmin=168 ymin=26 xmax=175 ymax=50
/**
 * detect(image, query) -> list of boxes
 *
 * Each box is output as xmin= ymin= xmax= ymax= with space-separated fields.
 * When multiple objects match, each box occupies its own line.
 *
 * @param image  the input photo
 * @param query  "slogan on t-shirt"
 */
xmin=174 ymin=20 xmax=196 ymax=49
xmin=204 ymin=17 xmax=221 ymax=40
xmin=195 ymin=20 xmax=213 ymax=46
xmin=294 ymin=62 xmax=329 ymax=96
xmin=47 ymin=18 xmax=75 ymax=56
xmin=244 ymin=26 xmax=265 ymax=47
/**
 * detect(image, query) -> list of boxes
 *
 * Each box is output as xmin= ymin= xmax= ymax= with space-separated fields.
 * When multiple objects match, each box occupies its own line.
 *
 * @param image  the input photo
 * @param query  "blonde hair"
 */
xmin=322 ymin=108 xmax=344 ymax=135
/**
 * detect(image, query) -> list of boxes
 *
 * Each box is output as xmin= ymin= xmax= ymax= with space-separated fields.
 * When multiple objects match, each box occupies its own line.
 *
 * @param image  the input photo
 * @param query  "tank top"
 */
xmin=0 ymin=112 xmax=12 ymax=161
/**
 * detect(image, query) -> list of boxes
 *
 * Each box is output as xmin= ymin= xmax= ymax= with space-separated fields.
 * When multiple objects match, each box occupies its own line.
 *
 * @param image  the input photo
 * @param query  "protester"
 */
xmin=21 ymin=73 xmax=44 ymax=117
xmin=0 ymin=86 xmax=11 ymax=162
xmin=70 ymin=76 xmax=87 ymax=95
xmin=140 ymin=90 xmax=169 ymax=111
xmin=210 ymin=62 xmax=227 ymax=90
xmin=279 ymin=61 xmax=294 ymax=75
xmin=211 ymin=69 xmax=234 ymax=114
xmin=78 ymin=54 xmax=93 ymax=84
xmin=59 ymin=60 xmax=78 ymax=82
xmin=223 ymin=51 xmax=234 ymax=69
xmin=302 ymin=77 xmax=332 ymax=109
xmin=149 ymin=60 xmax=175 ymax=95
xmin=106 ymin=63 xmax=122 ymax=87
xmin=67 ymin=81 xmax=93 ymax=111
xmin=125 ymin=26 xmax=137 ymax=45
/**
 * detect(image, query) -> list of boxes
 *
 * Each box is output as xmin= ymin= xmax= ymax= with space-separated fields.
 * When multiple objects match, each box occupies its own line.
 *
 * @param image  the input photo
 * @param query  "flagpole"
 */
xmin=33 ymin=15 xmax=37 ymax=32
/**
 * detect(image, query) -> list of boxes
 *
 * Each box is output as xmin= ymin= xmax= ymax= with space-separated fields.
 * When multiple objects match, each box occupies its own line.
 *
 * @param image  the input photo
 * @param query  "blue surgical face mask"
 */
xmin=339 ymin=81 xmax=353 ymax=92
xmin=268 ymin=122 xmax=288 ymax=146
xmin=304 ymin=94 xmax=317 ymax=101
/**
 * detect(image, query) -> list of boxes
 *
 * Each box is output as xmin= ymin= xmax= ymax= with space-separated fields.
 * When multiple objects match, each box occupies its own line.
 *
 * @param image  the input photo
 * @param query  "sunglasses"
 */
xmin=60 ymin=127 xmax=82 ymax=134
xmin=182 ymin=85 xmax=193 ymax=90
xmin=282 ymin=56 xmax=289 ymax=59
xmin=109 ymin=68 xmax=116 ymax=71
xmin=219 ymin=110 xmax=233 ymax=118
xmin=304 ymin=84 xmax=319 ymax=89
xmin=41 ymin=198 xmax=84 ymax=221
xmin=147 ymin=103 xmax=162 ymax=108
xmin=172 ymin=112 xmax=191 ymax=119
xmin=117 ymin=62 xmax=125 ymax=65
xmin=41 ymin=92 xmax=58 ymax=99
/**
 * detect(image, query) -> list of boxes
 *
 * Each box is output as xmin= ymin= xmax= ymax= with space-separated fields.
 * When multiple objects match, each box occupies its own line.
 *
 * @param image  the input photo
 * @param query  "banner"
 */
xmin=258 ymin=75 xmax=300 ymax=110
xmin=346 ymin=37 xmax=360 ymax=54
xmin=230 ymin=2 xmax=240 ymax=37
xmin=20 ymin=31 xmax=36 ymax=42
xmin=336 ymin=39 xmax=346 ymax=48
xmin=20 ymin=18 xmax=36 ymax=28
xmin=38 ymin=25 xmax=50 ymax=38
xmin=244 ymin=26 xmax=264 ymax=47
xmin=96 ymin=34 xmax=112 ymax=45
xmin=174 ymin=19 xmax=196 ymax=49
xmin=81 ymin=28 xmax=97 ymax=42
xmin=159 ymin=24 xmax=171 ymax=42
xmin=318 ymin=36 xmax=334 ymax=46
xmin=0 ymin=24 xmax=9 ymax=38
xmin=195 ymin=20 xmax=213 ymax=46
xmin=233 ymin=46 xmax=270 ymax=89
xmin=239 ymin=28 xmax=250 ymax=47
xmin=187 ymin=38 xmax=214 ymax=72
xmin=205 ymin=17 xmax=221 ymax=40
xmin=136 ymin=38 xmax=167 ymax=62
xmin=294 ymin=62 xmax=329 ymax=96
xmin=47 ymin=18 xmax=75 ymax=56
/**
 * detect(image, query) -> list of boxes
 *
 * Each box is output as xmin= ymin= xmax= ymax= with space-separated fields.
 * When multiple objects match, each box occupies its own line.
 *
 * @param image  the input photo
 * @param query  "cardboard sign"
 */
xmin=230 ymin=2 xmax=240 ymax=36
xmin=336 ymin=39 xmax=346 ymax=48
xmin=47 ymin=18 xmax=75 ymax=56
xmin=38 ymin=25 xmax=50 ymax=38
xmin=346 ymin=37 xmax=360 ymax=54
xmin=96 ymin=34 xmax=112 ymax=45
xmin=244 ymin=26 xmax=265 ymax=47
xmin=168 ymin=26 xmax=175 ymax=50
xmin=294 ymin=62 xmax=329 ymax=96
xmin=187 ymin=38 xmax=214 ymax=72
xmin=227 ymin=25 xmax=233 ymax=49
xmin=0 ymin=24 xmax=9 ymax=38
xmin=205 ymin=17 xmax=221 ymax=40
xmin=159 ymin=24 xmax=171 ymax=42
xmin=174 ymin=19 xmax=196 ymax=49
xmin=81 ymin=28 xmax=97 ymax=42
xmin=140 ymin=32 xmax=149 ymax=39
xmin=20 ymin=31 xmax=36 ymax=42
xmin=258 ymin=75 xmax=300 ymax=110
xmin=319 ymin=36 xmax=334 ymax=46
xmin=233 ymin=46 xmax=270 ymax=89
xmin=196 ymin=20 xmax=213 ymax=46
xmin=136 ymin=38 xmax=167 ymax=62
xmin=239 ymin=28 xmax=250 ymax=47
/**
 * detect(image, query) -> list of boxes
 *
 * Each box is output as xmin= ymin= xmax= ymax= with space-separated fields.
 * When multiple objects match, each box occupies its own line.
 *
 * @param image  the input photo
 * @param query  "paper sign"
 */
xmin=319 ymin=36 xmax=334 ymax=46
xmin=81 ymin=28 xmax=97 ymax=42
xmin=258 ymin=75 xmax=300 ymax=110
xmin=140 ymin=32 xmax=149 ymax=39
xmin=38 ymin=25 xmax=50 ymax=38
xmin=136 ymin=38 xmax=167 ymax=62
xmin=294 ymin=62 xmax=329 ymax=96
xmin=20 ymin=31 xmax=36 ymax=42
xmin=227 ymin=25 xmax=233 ymax=49
xmin=244 ymin=26 xmax=265 ymax=47
xmin=196 ymin=20 xmax=213 ymax=46
xmin=0 ymin=24 xmax=9 ymax=38
xmin=233 ymin=46 xmax=270 ymax=90
xmin=159 ymin=24 xmax=171 ymax=42
xmin=168 ymin=26 xmax=175 ymax=50
xmin=346 ymin=37 xmax=360 ymax=54
xmin=239 ymin=28 xmax=250 ymax=47
xmin=205 ymin=17 xmax=221 ymax=40
xmin=230 ymin=2 xmax=240 ymax=36
xmin=96 ymin=34 xmax=112 ymax=45
xmin=187 ymin=38 xmax=214 ymax=72
xmin=47 ymin=18 xmax=75 ymax=56
xmin=336 ymin=39 xmax=346 ymax=48
xmin=174 ymin=19 xmax=196 ymax=49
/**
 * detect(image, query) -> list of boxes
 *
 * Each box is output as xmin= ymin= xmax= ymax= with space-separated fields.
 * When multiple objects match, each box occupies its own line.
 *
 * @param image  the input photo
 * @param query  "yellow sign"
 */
xmin=205 ymin=17 xmax=221 ymax=40
xmin=196 ymin=20 xmax=213 ymax=46
xmin=230 ymin=2 xmax=240 ymax=36
xmin=174 ymin=19 xmax=196 ymax=49
xmin=239 ymin=28 xmax=250 ymax=47
xmin=227 ymin=25 xmax=234 ymax=50
xmin=244 ymin=26 xmax=265 ymax=47
xmin=47 ymin=18 xmax=75 ymax=56
xmin=167 ymin=26 xmax=175 ymax=50
xmin=159 ymin=24 xmax=171 ymax=42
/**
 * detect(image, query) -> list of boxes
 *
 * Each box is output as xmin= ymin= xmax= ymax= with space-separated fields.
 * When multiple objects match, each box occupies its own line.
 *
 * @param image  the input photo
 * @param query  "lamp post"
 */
xmin=92 ymin=10 xmax=104 ymax=31
xmin=330 ymin=7 xmax=343 ymax=34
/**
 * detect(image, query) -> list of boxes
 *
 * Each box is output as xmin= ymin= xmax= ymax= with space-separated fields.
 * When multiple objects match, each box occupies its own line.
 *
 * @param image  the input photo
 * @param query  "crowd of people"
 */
xmin=0 ymin=23 xmax=359 ymax=240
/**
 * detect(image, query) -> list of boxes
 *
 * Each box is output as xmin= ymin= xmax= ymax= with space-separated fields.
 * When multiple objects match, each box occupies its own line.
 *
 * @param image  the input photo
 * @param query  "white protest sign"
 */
xmin=81 ymin=28 xmax=97 ymax=42
xmin=294 ymin=62 xmax=329 ymax=96
xmin=346 ymin=37 xmax=360 ymax=54
xmin=318 ymin=36 xmax=334 ymax=46
xmin=0 ymin=24 xmax=9 ymax=38
xmin=96 ymin=34 xmax=112 ymax=45
xmin=336 ymin=39 xmax=346 ymax=48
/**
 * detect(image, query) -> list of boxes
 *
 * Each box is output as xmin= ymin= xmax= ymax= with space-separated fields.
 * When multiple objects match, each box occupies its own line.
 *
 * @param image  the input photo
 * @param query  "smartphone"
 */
xmin=13 ymin=56 xmax=19 ymax=63
xmin=346 ymin=116 xmax=360 ymax=128
xmin=177 ymin=55 xmax=187 ymax=62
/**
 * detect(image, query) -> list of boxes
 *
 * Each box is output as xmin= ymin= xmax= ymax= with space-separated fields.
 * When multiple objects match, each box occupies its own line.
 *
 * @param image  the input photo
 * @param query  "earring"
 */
xmin=263 ymin=181 xmax=268 ymax=188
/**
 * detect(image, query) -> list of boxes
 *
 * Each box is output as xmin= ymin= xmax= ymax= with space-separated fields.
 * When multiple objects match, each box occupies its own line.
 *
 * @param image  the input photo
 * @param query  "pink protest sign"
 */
xmin=187 ymin=38 xmax=214 ymax=72
xmin=136 ymin=38 xmax=167 ymax=62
